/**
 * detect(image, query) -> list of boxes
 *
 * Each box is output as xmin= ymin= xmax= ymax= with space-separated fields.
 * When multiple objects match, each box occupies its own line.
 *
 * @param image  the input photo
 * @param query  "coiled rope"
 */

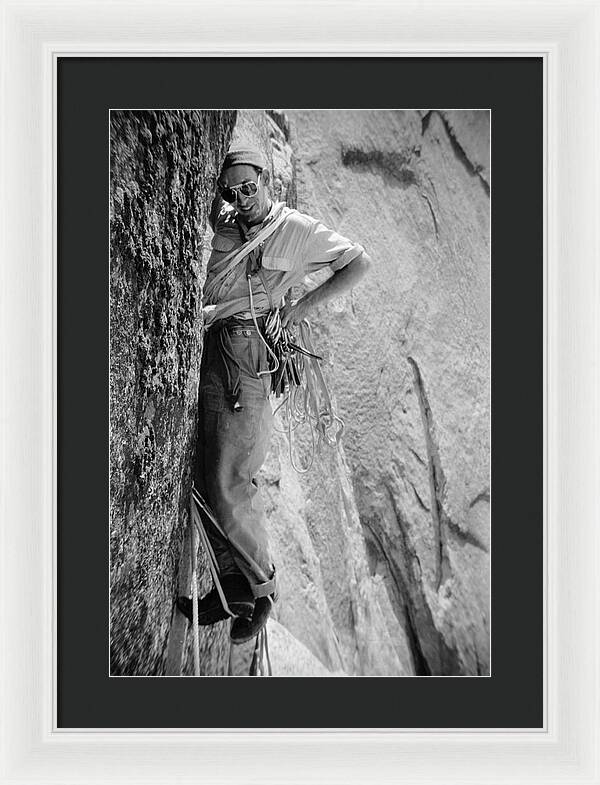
xmin=242 ymin=227 xmax=345 ymax=474
xmin=268 ymin=318 xmax=345 ymax=473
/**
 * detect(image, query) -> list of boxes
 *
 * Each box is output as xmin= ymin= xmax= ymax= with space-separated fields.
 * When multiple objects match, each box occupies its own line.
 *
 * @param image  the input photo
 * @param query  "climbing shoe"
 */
xmin=229 ymin=594 xmax=274 ymax=645
xmin=176 ymin=574 xmax=254 ymax=626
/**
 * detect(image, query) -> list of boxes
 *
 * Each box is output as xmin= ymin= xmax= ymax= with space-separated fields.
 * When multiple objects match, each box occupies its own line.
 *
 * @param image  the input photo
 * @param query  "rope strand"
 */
xmin=265 ymin=317 xmax=344 ymax=473
xmin=190 ymin=519 xmax=200 ymax=677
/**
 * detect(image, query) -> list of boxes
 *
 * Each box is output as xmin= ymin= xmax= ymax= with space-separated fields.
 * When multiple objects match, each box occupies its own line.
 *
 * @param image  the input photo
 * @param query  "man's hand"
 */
xmin=280 ymin=298 xmax=310 ymax=329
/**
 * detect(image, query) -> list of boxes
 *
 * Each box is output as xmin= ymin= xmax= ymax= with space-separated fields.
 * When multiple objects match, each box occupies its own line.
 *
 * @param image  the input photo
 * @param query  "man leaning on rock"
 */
xmin=177 ymin=145 xmax=371 ymax=644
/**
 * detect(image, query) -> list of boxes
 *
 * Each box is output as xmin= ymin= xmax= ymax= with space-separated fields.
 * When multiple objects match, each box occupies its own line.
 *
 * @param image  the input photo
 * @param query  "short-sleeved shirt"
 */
xmin=203 ymin=200 xmax=365 ymax=324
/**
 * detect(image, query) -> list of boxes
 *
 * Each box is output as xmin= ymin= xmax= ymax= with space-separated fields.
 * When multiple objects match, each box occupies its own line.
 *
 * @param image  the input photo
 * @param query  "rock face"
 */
xmin=109 ymin=110 xmax=235 ymax=675
xmin=110 ymin=108 xmax=490 ymax=677
xmin=283 ymin=109 xmax=491 ymax=675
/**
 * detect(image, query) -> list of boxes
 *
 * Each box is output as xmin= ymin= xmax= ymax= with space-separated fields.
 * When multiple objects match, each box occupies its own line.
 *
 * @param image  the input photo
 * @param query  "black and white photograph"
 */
xmin=109 ymin=108 xmax=491 ymax=677
xmin=12 ymin=8 xmax=599 ymax=776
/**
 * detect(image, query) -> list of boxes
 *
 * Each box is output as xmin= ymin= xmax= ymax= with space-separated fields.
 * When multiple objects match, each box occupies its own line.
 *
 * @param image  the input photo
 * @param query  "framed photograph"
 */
xmin=2 ymin=1 xmax=599 ymax=783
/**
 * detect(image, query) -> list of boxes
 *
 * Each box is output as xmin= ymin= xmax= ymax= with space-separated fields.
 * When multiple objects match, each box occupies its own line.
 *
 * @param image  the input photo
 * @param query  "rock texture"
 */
xmin=284 ymin=109 xmax=491 ymax=675
xmin=110 ymin=108 xmax=490 ymax=677
xmin=109 ymin=110 xmax=235 ymax=675
xmin=256 ymin=619 xmax=346 ymax=677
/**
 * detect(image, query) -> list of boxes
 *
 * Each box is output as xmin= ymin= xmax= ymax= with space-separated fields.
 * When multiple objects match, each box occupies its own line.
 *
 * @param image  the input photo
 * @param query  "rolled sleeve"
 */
xmin=302 ymin=218 xmax=365 ymax=274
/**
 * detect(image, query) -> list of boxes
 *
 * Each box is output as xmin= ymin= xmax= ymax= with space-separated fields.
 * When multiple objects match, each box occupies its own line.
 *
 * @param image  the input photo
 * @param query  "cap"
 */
xmin=221 ymin=146 xmax=267 ymax=173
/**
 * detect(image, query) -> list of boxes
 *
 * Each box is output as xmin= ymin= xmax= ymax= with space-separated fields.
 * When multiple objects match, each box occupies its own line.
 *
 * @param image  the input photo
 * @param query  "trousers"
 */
xmin=194 ymin=321 xmax=274 ymax=592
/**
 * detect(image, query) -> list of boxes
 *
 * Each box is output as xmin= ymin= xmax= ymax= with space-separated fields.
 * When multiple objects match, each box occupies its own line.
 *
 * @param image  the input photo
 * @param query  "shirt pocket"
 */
xmin=261 ymin=254 xmax=294 ymax=271
xmin=211 ymin=234 xmax=237 ymax=252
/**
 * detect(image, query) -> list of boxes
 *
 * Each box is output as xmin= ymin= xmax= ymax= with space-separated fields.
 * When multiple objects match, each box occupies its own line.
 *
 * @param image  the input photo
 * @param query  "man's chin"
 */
xmin=238 ymin=208 xmax=262 ymax=226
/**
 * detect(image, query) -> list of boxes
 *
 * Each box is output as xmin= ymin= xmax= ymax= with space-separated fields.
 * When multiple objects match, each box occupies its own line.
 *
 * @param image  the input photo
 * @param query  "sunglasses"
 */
xmin=219 ymin=174 xmax=262 ymax=204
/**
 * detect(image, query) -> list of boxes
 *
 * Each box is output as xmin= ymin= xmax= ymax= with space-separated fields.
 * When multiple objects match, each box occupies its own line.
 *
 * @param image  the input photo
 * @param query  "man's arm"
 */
xmin=280 ymin=251 xmax=372 ymax=328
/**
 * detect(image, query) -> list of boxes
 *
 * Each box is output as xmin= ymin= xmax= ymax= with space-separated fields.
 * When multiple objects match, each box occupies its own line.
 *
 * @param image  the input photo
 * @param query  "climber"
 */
xmin=177 ymin=145 xmax=371 ymax=644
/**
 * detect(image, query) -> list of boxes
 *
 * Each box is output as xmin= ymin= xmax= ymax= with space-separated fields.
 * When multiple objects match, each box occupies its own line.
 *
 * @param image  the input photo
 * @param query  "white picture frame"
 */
xmin=1 ymin=1 xmax=598 ymax=782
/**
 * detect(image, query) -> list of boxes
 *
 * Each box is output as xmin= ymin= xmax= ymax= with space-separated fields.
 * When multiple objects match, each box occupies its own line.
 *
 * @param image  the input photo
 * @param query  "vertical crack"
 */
xmin=402 ymin=605 xmax=431 ymax=676
xmin=408 ymin=479 xmax=430 ymax=512
xmin=360 ymin=517 xmax=426 ymax=675
xmin=420 ymin=191 xmax=439 ymax=239
xmin=421 ymin=110 xmax=489 ymax=195
xmin=436 ymin=112 xmax=490 ymax=196
xmin=361 ymin=484 xmax=463 ymax=676
xmin=407 ymin=356 xmax=451 ymax=588
xmin=421 ymin=111 xmax=433 ymax=135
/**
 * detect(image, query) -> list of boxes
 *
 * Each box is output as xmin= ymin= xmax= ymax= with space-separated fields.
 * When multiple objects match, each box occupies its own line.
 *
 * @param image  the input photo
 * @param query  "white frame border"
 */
xmin=1 ymin=1 xmax=598 ymax=783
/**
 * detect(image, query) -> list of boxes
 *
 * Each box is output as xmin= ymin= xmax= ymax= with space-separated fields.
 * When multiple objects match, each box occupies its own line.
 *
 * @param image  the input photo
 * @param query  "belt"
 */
xmin=228 ymin=326 xmax=258 ymax=336
xmin=213 ymin=316 xmax=266 ymax=335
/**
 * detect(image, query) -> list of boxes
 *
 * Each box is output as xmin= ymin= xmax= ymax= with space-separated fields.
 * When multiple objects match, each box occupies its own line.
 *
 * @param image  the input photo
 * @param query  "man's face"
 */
xmin=220 ymin=164 xmax=269 ymax=225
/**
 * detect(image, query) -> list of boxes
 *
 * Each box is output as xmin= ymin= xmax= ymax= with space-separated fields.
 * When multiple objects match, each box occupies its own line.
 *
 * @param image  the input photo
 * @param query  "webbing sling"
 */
xmin=188 ymin=486 xmax=276 ymax=677
xmin=192 ymin=486 xmax=276 ymax=598
xmin=249 ymin=627 xmax=272 ymax=676
xmin=203 ymin=203 xmax=289 ymax=305
xmin=189 ymin=517 xmax=200 ymax=676
xmin=187 ymin=489 xmax=236 ymax=677
xmin=190 ymin=492 xmax=235 ymax=617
